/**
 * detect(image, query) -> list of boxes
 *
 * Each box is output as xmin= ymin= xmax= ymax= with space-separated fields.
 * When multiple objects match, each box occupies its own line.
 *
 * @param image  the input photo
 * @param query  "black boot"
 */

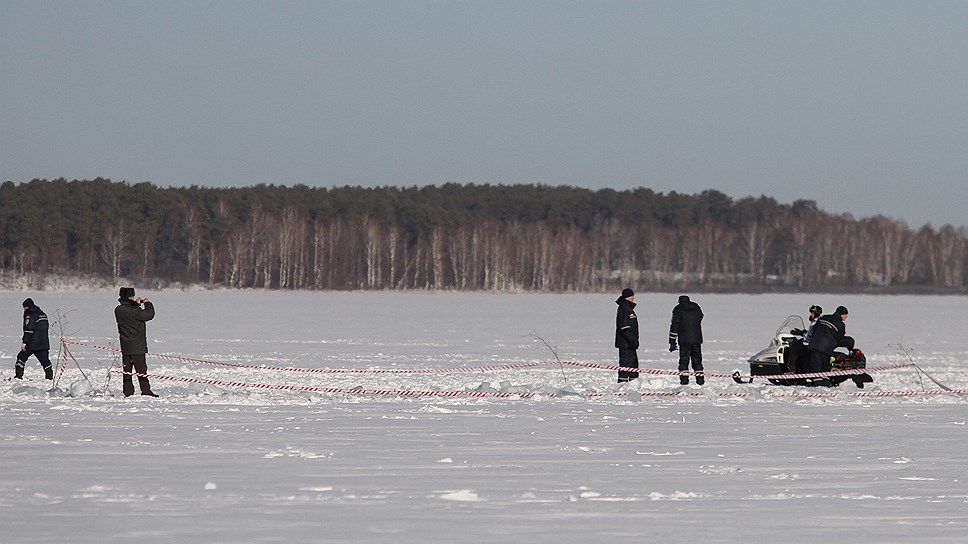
xmin=43 ymin=366 xmax=53 ymax=380
xmin=14 ymin=363 xmax=24 ymax=379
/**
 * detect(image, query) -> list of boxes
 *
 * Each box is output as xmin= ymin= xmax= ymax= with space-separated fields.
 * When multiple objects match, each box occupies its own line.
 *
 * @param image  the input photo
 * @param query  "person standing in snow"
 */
xmin=614 ymin=288 xmax=639 ymax=383
xmin=669 ymin=295 xmax=704 ymax=385
xmin=115 ymin=287 xmax=158 ymax=397
xmin=15 ymin=298 xmax=52 ymax=380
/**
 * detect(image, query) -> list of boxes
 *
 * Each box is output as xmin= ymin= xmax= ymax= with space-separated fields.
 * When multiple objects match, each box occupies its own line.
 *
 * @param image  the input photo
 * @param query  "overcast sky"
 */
xmin=2 ymin=1 xmax=966 ymax=228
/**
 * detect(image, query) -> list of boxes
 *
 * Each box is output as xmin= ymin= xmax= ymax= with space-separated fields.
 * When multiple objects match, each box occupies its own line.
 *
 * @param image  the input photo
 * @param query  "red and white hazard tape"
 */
xmin=109 ymin=369 xmax=566 ymax=398
xmin=108 ymin=369 xmax=967 ymax=399
xmin=69 ymin=339 xmax=965 ymax=399
xmin=63 ymin=340 xmax=909 ymax=381
xmin=65 ymin=340 xmax=549 ymax=374
xmin=559 ymin=360 xmax=916 ymax=381
xmin=769 ymin=388 xmax=968 ymax=398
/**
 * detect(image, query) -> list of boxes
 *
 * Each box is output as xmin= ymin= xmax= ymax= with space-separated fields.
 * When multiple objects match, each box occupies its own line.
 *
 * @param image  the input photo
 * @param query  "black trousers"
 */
xmin=15 ymin=349 xmax=52 ymax=379
xmin=805 ymin=350 xmax=831 ymax=374
xmin=617 ymin=348 xmax=639 ymax=382
xmin=801 ymin=349 xmax=835 ymax=386
xmin=122 ymin=353 xmax=153 ymax=396
xmin=677 ymin=344 xmax=704 ymax=384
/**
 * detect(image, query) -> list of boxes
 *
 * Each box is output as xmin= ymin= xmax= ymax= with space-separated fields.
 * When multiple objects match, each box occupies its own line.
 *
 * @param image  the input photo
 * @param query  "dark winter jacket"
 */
xmin=807 ymin=313 xmax=846 ymax=355
xmin=614 ymin=297 xmax=639 ymax=349
xmin=669 ymin=298 xmax=703 ymax=346
xmin=22 ymin=303 xmax=50 ymax=351
xmin=115 ymin=298 xmax=155 ymax=355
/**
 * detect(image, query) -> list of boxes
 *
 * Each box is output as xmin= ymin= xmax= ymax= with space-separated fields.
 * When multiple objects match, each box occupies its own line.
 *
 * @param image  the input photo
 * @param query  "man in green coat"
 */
xmin=115 ymin=287 xmax=158 ymax=397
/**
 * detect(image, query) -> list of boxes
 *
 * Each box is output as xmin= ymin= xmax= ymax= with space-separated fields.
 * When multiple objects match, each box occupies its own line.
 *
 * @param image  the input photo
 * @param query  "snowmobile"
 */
xmin=736 ymin=315 xmax=873 ymax=387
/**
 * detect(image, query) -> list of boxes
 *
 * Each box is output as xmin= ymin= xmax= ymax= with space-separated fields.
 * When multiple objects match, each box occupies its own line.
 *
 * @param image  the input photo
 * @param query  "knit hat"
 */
xmin=678 ymin=295 xmax=690 ymax=303
xmin=835 ymin=305 xmax=849 ymax=316
xmin=22 ymin=298 xmax=33 ymax=308
xmin=621 ymin=288 xmax=634 ymax=298
xmin=119 ymin=287 xmax=136 ymax=299
xmin=809 ymin=304 xmax=822 ymax=315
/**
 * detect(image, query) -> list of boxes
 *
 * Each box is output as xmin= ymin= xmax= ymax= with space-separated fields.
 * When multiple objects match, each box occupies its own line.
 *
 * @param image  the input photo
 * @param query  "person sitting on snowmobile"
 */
xmin=804 ymin=306 xmax=850 ymax=386
xmin=790 ymin=304 xmax=822 ymax=373
xmin=803 ymin=304 xmax=821 ymax=347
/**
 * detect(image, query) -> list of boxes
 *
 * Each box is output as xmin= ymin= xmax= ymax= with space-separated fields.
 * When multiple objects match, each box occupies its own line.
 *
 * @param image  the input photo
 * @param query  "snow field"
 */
xmin=2 ymin=291 xmax=966 ymax=543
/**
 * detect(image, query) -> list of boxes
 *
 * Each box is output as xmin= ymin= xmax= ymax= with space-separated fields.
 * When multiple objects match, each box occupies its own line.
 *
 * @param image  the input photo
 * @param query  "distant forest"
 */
xmin=2 ymin=178 xmax=966 ymax=293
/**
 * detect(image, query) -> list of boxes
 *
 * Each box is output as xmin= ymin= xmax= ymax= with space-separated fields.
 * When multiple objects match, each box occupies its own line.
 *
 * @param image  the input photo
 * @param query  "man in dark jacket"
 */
xmin=805 ymin=305 xmax=849 ymax=386
xmin=16 ymin=298 xmax=52 ymax=380
xmin=614 ymin=288 xmax=639 ymax=383
xmin=115 ymin=287 xmax=158 ymax=397
xmin=669 ymin=295 xmax=704 ymax=385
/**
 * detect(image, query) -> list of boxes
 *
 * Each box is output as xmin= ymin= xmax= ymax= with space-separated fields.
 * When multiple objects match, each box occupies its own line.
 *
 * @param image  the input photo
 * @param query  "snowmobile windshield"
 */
xmin=748 ymin=316 xmax=806 ymax=364
xmin=776 ymin=315 xmax=805 ymax=339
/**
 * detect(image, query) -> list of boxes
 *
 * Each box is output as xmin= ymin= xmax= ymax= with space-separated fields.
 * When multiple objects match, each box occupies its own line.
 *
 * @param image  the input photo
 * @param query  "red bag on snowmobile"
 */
xmin=832 ymin=348 xmax=867 ymax=370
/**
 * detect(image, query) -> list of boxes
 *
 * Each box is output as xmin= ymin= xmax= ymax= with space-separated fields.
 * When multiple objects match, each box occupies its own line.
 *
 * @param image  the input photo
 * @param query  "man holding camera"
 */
xmin=115 ymin=287 xmax=158 ymax=397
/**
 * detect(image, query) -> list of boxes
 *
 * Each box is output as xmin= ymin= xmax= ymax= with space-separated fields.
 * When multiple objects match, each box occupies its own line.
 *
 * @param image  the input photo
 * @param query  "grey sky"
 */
xmin=2 ymin=1 xmax=966 ymax=228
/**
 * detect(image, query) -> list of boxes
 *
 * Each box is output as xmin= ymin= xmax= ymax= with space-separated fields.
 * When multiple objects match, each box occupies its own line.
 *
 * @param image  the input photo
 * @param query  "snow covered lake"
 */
xmin=2 ymin=291 xmax=966 ymax=543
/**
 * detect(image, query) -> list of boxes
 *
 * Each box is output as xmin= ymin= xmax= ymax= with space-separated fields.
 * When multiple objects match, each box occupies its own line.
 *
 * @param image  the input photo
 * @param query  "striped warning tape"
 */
xmin=65 ymin=340 xmax=549 ymax=374
xmin=63 ymin=340 xmax=912 ymax=381
xmin=108 ymin=369 xmax=968 ymax=399
xmin=558 ymin=360 xmax=916 ymax=380
xmin=69 ymin=339 xmax=965 ymax=399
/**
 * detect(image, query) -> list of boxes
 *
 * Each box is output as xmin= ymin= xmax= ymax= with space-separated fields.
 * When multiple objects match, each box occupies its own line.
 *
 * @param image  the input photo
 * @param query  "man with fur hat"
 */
xmin=115 ymin=287 xmax=158 ymax=397
xmin=15 ymin=298 xmax=52 ymax=380
xmin=614 ymin=288 xmax=640 ymax=383
xmin=669 ymin=295 xmax=704 ymax=385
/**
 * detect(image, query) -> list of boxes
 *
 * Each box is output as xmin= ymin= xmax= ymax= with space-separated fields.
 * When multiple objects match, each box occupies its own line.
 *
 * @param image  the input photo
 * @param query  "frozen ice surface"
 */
xmin=2 ymin=291 xmax=966 ymax=543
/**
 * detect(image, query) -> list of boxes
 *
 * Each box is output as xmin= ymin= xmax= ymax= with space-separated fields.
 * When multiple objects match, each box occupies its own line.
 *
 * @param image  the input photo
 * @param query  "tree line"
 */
xmin=2 ymin=178 xmax=966 ymax=293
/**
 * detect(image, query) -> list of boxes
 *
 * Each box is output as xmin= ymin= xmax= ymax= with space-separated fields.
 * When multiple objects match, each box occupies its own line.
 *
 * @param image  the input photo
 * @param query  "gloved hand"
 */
xmin=21 ymin=342 xmax=27 ymax=351
xmin=790 ymin=328 xmax=805 ymax=336
xmin=669 ymin=343 xmax=677 ymax=352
